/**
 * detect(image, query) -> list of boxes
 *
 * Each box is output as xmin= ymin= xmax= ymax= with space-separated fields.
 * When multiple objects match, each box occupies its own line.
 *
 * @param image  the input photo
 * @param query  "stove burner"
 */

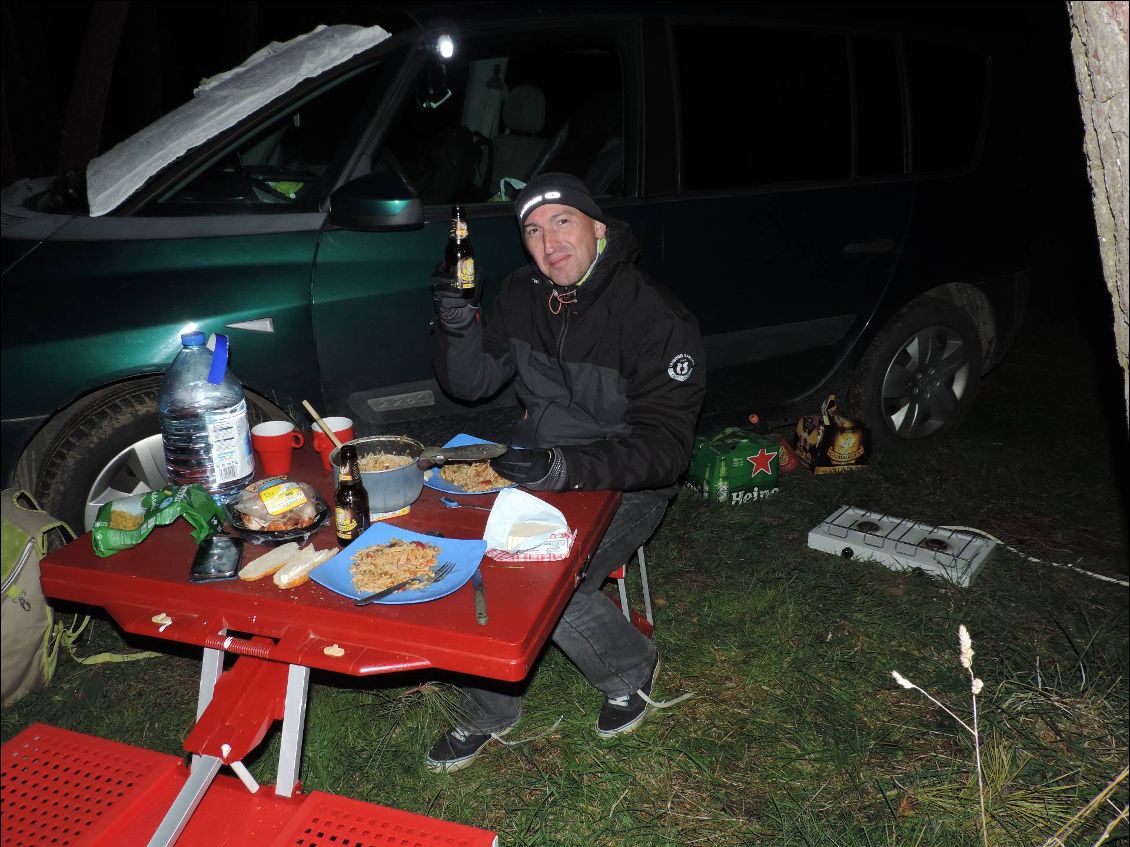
xmin=853 ymin=520 xmax=882 ymax=534
xmin=919 ymin=537 xmax=951 ymax=552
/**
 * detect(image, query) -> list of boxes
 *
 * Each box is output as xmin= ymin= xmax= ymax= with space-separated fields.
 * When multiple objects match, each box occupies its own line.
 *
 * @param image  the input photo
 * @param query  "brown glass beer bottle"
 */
xmin=334 ymin=444 xmax=370 ymax=547
xmin=445 ymin=205 xmax=477 ymax=299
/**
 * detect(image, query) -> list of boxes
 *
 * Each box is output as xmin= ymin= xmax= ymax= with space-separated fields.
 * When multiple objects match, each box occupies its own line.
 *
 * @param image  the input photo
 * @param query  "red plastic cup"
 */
xmin=312 ymin=416 xmax=354 ymax=471
xmin=251 ymin=421 xmax=305 ymax=476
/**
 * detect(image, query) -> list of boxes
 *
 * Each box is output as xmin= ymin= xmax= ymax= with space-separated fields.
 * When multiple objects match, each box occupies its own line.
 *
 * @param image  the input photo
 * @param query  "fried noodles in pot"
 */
xmin=358 ymin=452 xmax=414 ymax=473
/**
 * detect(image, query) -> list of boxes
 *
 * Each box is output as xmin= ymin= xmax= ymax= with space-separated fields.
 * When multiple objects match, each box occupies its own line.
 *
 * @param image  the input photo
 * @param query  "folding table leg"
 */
xmin=146 ymin=754 xmax=222 ymax=847
xmin=190 ymin=647 xmax=225 ymax=773
xmin=617 ymin=577 xmax=631 ymax=623
xmin=638 ymin=547 xmax=654 ymax=625
xmin=275 ymin=663 xmax=310 ymax=797
xmin=196 ymin=646 xmax=224 ymax=717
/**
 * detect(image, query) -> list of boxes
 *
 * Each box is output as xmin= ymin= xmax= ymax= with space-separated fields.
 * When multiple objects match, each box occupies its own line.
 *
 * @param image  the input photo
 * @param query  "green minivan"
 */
xmin=1 ymin=5 xmax=1030 ymax=530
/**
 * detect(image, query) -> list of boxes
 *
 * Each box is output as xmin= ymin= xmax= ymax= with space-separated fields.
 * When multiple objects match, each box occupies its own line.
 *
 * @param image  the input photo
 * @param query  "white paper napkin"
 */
xmin=483 ymin=488 xmax=576 ymax=561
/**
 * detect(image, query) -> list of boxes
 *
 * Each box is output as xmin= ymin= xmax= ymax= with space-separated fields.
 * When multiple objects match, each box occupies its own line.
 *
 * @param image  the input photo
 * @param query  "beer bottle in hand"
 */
xmin=445 ymin=205 xmax=476 ymax=299
xmin=334 ymin=444 xmax=370 ymax=547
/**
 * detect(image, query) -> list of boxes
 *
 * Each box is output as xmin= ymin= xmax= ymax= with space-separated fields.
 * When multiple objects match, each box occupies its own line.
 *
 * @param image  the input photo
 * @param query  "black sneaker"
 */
xmin=425 ymin=725 xmax=513 ymax=773
xmin=596 ymin=652 xmax=661 ymax=738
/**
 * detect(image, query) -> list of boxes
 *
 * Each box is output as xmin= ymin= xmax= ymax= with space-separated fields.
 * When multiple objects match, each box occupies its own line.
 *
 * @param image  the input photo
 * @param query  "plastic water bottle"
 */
xmin=158 ymin=332 xmax=254 ymax=504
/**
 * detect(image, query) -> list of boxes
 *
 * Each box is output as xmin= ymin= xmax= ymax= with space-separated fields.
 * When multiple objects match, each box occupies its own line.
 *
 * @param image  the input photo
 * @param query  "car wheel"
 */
xmin=851 ymin=297 xmax=983 ymax=449
xmin=32 ymin=378 xmax=287 ymax=532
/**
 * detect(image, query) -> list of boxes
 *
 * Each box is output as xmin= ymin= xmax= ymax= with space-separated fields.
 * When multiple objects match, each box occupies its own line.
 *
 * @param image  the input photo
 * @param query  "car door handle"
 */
xmin=843 ymin=238 xmax=895 ymax=255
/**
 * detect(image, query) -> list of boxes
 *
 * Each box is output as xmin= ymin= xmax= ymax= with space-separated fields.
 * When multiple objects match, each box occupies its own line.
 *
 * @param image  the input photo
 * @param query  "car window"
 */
xmin=853 ymin=36 xmax=904 ymax=178
xmin=673 ymin=24 xmax=850 ymax=189
xmin=151 ymin=61 xmax=390 ymax=215
xmin=905 ymin=39 xmax=988 ymax=174
xmin=371 ymin=27 xmax=626 ymax=207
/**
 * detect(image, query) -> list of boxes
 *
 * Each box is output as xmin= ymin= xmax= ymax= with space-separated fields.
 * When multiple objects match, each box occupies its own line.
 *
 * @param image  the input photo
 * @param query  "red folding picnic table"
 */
xmin=4 ymin=444 xmax=620 ymax=846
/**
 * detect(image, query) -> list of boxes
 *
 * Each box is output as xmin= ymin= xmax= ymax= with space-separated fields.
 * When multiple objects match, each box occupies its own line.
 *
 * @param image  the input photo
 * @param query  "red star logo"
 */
xmin=747 ymin=448 xmax=778 ymax=477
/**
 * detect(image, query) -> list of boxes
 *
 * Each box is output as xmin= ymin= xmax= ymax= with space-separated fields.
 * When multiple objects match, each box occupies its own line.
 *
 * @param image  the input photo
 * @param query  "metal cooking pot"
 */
xmin=330 ymin=435 xmax=425 ymax=514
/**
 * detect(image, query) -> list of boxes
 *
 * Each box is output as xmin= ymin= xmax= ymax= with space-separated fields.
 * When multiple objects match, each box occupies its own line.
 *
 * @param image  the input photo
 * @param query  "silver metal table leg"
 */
xmin=190 ymin=644 xmax=225 ymax=773
xmin=276 ymin=663 xmax=310 ymax=797
xmin=146 ymin=755 xmax=222 ymax=847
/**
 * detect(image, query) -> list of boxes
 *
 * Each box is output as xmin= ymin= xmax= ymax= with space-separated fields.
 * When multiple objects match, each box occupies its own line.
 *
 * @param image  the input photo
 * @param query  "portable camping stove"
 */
xmin=807 ymin=505 xmax=996 ymax=587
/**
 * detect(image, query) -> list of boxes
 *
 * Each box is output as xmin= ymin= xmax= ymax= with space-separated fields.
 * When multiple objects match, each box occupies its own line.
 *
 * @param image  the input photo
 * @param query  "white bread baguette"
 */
xmin=238 ymin=541 xmax=300 ymax=581
xmin=274 ymin=546 xmax=335 ymax=589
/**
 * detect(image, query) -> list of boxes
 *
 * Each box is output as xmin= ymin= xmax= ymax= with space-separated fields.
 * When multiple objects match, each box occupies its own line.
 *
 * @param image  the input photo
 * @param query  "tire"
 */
xmin=850 ymin=298 xmax=983 ymax=449
xmin=32 ymin=378 xmax=288 ymax=532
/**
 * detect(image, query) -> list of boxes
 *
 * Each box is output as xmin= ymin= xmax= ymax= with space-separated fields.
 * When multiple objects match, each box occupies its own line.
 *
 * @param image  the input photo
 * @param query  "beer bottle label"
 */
xmin=454 ymin=220 xmax=468 ymax=239
xmin=456 ymin=257 xmax=475 ymax=289
xmin=335 ymin=507 xmax=358 ymax=535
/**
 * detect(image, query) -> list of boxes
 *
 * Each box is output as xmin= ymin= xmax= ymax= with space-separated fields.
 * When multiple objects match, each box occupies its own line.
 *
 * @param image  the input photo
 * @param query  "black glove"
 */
xmin=431 ymin=262 xmax=481 ymax=332
xmin=489 ymin=447 xmax=566 ymax=491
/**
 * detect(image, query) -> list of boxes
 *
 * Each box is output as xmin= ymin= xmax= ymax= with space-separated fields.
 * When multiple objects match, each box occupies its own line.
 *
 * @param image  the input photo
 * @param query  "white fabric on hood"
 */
xmin=86 ymin=24 xmax=390 ymax=217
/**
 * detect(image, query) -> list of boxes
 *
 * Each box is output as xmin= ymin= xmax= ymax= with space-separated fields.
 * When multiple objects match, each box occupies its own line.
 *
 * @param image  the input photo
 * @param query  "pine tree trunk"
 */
xmin=57 ymin=1 xmax=131 ymax=176
xmin=1068 ymin=1 xmax=1129 ymax=424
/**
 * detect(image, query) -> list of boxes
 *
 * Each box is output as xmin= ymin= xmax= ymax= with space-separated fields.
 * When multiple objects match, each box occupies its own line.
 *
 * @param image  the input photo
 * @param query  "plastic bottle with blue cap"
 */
xmin=158 ymin=332 xmax=254 ymax=505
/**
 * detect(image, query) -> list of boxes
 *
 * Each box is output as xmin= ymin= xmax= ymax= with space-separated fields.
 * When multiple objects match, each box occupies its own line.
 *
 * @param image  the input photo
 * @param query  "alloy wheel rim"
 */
xmin=83 ymin=433 xmax=168 ymax=531
xmin=879 ymin=325 xmax=971 ymax=440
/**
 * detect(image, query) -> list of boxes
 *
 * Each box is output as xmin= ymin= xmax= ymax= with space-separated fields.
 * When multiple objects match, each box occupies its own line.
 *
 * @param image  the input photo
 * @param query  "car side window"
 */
xmin=673 ymin=24 xmax=850 ymax=189
xmin=151 ymin=62 xmax=388 ymax=215
xmin=371 ymin=28 xmax=626 ymax=207
xmin=905 ymin=39 xmax=988 ymax=174
xmin=853 ymin=36 xmax=905 ymax=178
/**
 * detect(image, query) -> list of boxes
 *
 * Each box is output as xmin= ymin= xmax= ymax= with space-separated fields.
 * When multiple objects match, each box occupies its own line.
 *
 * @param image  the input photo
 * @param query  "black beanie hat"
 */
xmin=515 ymin=172 xmax=605 ymax=225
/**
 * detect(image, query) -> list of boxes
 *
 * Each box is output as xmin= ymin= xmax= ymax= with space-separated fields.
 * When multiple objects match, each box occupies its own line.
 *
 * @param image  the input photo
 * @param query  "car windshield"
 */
xmin=85 ymin=24 xmax=391 ymax=217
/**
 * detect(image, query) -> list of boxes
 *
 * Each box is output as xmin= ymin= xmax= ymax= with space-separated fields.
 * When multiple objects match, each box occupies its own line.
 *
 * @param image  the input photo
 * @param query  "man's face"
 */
xmin=522 ymin=203 xmax=607 ymax=287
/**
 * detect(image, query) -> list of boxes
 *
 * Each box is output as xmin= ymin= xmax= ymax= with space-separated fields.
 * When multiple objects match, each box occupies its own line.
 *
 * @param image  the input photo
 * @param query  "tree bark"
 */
xmin=1067 ymin=1 xmax=1129 ymax=424
xmin=57 ymin=1 xmax=131 ymax=176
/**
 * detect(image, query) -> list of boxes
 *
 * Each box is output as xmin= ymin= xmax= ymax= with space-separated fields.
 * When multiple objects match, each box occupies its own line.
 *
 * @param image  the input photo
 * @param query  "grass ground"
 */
xmin=3 ymin=298 xmax=1127 ymax=846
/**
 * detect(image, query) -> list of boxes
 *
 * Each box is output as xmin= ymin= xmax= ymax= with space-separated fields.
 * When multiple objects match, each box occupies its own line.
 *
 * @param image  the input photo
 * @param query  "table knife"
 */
xmin=471 ymin=568 xmax=488 ymax=625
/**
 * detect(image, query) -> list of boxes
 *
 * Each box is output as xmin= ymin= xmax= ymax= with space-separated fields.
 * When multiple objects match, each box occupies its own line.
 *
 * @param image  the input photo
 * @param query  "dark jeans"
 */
xmin=454 ymin=490 xmax=668 ymax=734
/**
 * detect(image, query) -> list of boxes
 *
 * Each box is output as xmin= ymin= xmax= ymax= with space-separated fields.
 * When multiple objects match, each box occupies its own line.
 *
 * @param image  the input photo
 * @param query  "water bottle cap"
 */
xmin=181 ymin=331 xmax=206 ymax=346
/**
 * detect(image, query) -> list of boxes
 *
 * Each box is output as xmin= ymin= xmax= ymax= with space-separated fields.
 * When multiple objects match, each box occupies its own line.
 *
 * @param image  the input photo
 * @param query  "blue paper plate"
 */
xmin=310 ymin=523 xmax=486 ymax=605
xmin=422 ymin=433 xmax=517 ymax=496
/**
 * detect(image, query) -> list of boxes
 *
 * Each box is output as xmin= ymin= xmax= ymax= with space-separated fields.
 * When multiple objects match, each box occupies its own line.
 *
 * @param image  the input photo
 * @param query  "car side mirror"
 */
xmin=329 ymin=174 xmax=424 ymax=231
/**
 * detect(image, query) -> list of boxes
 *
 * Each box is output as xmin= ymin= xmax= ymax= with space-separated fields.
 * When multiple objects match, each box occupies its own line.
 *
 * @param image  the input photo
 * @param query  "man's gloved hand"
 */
xmin=432 ymin=262 xmax=481 ymax=333
xmin=489 ymin=447 xmax=567 ymax=491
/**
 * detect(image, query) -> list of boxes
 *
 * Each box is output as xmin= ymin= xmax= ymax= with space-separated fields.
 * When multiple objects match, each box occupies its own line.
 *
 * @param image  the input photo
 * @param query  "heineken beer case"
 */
xmin=686 ymin=427 xmax=781 ymax=505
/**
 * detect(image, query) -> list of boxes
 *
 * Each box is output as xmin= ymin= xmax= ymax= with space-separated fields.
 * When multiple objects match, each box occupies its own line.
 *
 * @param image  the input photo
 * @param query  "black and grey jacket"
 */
xmin=433 ymin=219 xmax=706 ymax=493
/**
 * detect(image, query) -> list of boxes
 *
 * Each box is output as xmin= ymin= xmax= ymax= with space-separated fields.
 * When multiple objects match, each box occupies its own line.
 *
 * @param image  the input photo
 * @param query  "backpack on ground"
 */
xmin=1 ymin=488 xmax=86 ymax=707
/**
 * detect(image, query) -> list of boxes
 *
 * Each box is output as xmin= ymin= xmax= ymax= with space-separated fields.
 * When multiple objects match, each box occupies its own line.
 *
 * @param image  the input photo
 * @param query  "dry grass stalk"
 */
xmin=891 ymin=624 xmax=989 ymax=846
xmin=1037 ymin=765 xmax=1128 ymax=847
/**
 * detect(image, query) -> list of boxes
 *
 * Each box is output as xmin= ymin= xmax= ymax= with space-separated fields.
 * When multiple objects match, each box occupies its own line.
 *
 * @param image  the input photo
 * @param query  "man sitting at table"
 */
xmin=428 ymin=173 xmax=705 ymax=772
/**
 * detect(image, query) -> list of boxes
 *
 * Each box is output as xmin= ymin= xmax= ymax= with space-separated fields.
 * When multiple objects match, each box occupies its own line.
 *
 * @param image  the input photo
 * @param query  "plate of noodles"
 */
xmin=423 ymin=433 xmax=518 ymax=495
xmin=309 ymin=523 xmax=486 ymax=604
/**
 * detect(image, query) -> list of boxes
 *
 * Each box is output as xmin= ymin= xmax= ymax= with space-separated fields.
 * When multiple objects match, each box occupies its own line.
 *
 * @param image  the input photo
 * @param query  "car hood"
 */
xmin=85 ymin=23 xmax=391 ymax=217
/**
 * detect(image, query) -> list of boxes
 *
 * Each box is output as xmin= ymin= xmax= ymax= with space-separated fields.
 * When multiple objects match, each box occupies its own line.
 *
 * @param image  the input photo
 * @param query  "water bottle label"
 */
xmin=203 ymin=401 xmax=253 ymax=484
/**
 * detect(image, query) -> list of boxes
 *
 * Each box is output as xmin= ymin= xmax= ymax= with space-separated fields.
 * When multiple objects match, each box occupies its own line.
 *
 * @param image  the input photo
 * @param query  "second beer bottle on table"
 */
xmin=334 ymin=444 xmax=370 ymax=547
xmin=445 ymin=204 xmax=476 ymax=299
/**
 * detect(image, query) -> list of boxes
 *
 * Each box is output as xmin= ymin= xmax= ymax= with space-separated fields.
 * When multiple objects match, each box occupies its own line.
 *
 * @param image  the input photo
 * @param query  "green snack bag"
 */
xmin=91 ymin=485 xmax=227 ymax=557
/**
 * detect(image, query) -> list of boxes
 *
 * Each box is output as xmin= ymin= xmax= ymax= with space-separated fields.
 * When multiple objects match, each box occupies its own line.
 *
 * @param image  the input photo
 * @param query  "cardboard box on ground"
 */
xmin=686 ymin=427 xmax=783 ymax=505
xmin=793 ymin=395 xmax=870 ymax=474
